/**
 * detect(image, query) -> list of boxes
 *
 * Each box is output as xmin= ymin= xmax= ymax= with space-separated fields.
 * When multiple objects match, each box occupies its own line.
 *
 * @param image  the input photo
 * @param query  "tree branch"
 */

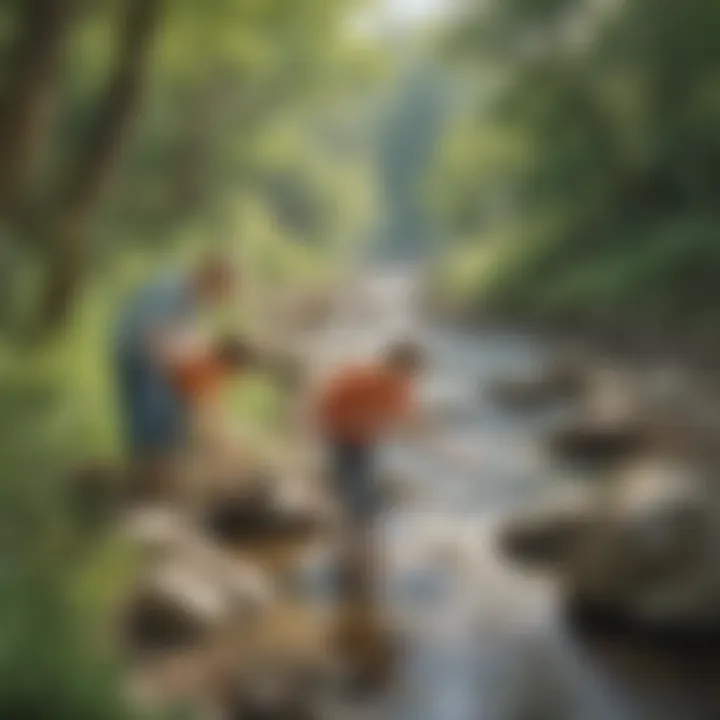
xmin=0 ymin=0 xmax=75 ymax=224
xmin=41 ymin=0 xmax=164 ymax=328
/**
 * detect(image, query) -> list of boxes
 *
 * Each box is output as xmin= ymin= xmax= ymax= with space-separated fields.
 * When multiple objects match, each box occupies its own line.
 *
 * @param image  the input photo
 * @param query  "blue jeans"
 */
xmin=116 ymin=351 xmax=187 ymax=459
xmin=328 ymin=442 xmax=379 ymax=525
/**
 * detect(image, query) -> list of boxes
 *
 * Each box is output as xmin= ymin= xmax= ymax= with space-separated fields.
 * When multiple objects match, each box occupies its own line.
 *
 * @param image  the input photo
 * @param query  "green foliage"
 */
xmin=0 ymin=0 xmax=378 ymax=715
xmin=434 ymin=0 xmax=720 ymax=329
xmin=0 ymin=340 xmax=137 ymax=719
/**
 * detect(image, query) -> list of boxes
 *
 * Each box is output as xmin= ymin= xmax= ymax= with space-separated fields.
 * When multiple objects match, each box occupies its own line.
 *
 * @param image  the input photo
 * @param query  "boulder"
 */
xmin=489 ymin=350 xmax=591 ymax=412
xmin=498 ymin=455 xmax=720 ymax=644
xmin=201 ymin=472 xmax=328 ymax=548
xmin=121 ymin=507 xmax=274 ymax=653
xmin=547 ymin=419 xmax=647 ymax=469
xmin=548 ymin=363 xmax=720 ymax=471
xmin=122 ymin=561 xmax=229 ymax=656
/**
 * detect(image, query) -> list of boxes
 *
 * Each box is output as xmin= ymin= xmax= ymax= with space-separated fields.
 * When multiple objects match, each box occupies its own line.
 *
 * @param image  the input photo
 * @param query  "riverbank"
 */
xmin=426 ymin=294 xmax=720 ymax=381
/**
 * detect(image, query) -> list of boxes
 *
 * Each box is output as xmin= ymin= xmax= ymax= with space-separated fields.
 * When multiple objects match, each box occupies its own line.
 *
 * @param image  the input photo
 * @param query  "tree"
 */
xmin=434 ymin=0 xmax=720 ymax=327
xmin=41 ymin=0 xmax=164 ymax=327
xmin=0 ymin=0 xmax=75 ymax=223
xmin=0 ymin=0 xmax=373 ymax=333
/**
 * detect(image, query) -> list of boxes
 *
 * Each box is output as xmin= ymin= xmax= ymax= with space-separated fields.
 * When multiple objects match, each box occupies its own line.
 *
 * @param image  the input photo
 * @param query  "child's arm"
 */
xmin=393 ymin=405 xmax=484 ymax=472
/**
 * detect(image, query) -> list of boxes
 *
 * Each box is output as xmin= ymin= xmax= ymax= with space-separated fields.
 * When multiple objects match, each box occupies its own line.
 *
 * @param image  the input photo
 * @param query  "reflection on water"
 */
xmin=312 ymin=269 xmax=720 ymax=720
xmin=311 ymin=269 xmax=551 ymax=718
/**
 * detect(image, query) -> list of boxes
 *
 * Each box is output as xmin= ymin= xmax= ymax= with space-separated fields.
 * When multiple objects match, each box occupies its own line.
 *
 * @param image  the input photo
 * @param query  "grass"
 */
xmin=0 ymin=241 xmax=324 ymax=718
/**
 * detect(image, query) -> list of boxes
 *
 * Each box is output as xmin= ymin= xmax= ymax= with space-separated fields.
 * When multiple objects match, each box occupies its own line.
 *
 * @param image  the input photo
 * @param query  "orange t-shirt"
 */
xmin=169 ymin=354 xmax=228 ymax=405
xmin=315 ymin=364 xmax=414 ymax=444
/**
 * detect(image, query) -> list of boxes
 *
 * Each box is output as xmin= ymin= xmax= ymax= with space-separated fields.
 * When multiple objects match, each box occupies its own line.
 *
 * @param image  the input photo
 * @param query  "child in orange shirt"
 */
xmin=315 ymin=341 xmax=422 ymax=522
xmin=312 ymin=339 xmax=481 ymax=590
xmin=310 ymin=340 xmax=431 ymax=691
xmin=311 ymin=341 xmax=426 ymax=606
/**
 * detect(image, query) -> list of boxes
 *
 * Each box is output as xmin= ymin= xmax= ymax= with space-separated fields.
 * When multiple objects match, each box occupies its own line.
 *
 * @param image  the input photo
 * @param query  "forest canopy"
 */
xmin=433 ymin=0 xmax=720 ymax=335
xmin=0 ymin=0 xmax=379 ymax=336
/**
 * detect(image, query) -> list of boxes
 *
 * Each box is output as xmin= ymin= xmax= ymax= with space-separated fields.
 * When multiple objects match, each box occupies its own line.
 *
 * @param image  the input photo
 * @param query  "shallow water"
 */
xmin=305 ymin=268 xmax=720 ymax=720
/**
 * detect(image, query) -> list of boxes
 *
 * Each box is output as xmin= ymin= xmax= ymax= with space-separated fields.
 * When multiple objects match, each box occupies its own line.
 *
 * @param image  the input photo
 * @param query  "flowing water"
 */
xmin=302 ymin=268 xmax=719 ymax=720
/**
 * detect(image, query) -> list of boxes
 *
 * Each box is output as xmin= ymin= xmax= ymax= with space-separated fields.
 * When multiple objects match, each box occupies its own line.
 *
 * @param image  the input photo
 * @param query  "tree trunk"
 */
xmin=171 ymin=88 xmax=211 ymax=212
xmin=0 ymin=0 xmax=75 ymax=224
xmin=40 ymin=0 xmax=164 ymax=329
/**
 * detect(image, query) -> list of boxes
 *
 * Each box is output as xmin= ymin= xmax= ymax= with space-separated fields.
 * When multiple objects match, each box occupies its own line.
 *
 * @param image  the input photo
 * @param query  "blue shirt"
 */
xmin=115 ymin=272 xmax=197 ymax=360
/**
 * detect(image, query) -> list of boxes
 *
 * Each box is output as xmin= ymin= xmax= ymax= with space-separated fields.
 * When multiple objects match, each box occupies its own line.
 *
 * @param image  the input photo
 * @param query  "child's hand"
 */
xmin=430 ymin=436 xmax=484 ymax=473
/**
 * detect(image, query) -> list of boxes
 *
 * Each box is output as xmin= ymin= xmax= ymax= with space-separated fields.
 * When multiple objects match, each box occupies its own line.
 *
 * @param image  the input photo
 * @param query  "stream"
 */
xmin=300 ymin=267 xmax=718 ymax=720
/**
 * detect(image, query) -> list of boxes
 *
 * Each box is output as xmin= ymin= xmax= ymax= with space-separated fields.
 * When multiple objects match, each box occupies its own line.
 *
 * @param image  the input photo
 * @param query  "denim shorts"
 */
xmin=116 ymin=351 xmax=188 ymax=459
xmin=327 ymin=442 xmax=379 ymax=525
